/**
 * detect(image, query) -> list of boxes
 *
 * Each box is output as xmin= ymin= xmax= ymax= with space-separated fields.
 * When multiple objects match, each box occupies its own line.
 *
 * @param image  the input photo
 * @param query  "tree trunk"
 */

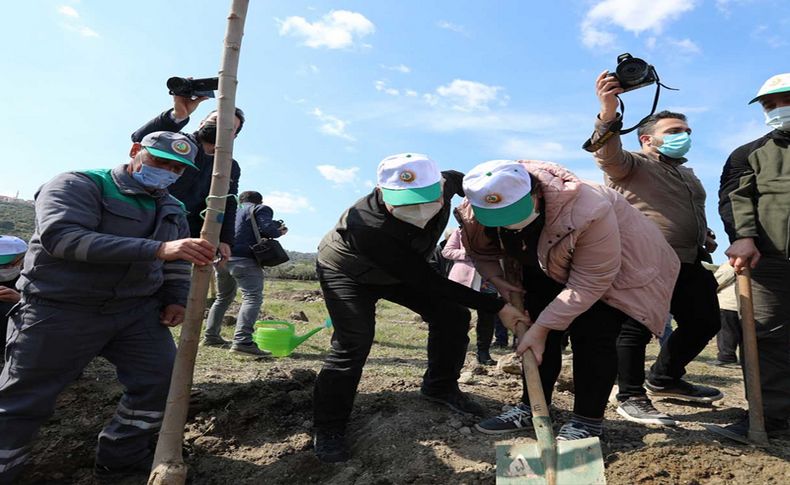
xmin=148 ymin=1 xmax=249 ymax=483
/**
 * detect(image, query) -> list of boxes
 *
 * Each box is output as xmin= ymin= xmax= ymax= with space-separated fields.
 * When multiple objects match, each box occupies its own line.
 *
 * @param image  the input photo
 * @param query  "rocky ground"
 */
xmin=12 ymin=280 xmax=790 ymax=484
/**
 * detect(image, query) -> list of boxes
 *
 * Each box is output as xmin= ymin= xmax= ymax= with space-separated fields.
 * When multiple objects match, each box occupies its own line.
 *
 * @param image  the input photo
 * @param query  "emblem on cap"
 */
xmin=172 ymin=140 xmax=191 ymax=155
xmin=484 ymin=193 xmax=502 ymax=204
xmin=399 ymin=170 xmax=416 ymax=183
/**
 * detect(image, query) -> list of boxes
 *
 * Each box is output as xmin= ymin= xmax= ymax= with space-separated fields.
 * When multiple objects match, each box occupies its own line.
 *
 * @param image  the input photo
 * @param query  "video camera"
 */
xmin=166 ymin=77 xmax=219 ymax=98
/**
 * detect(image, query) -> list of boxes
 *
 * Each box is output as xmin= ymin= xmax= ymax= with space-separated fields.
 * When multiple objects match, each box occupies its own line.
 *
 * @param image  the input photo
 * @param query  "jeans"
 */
xmin=616 ymin=261 xmax=721 ymax=400
xmin=519 ymin=266 xmax=626 ymax=419
xmin=313 ymin=264 xmax=471 ymax=432
xmin=204 ymin=258 xmax=264 ymax=345
xmin=476 ymin=309 xmax=495 ymax=353
xmin=493 ymin=315 xmax=509 ymax=345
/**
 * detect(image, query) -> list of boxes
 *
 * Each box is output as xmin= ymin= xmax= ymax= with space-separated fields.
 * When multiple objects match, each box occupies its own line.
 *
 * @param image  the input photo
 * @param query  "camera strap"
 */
xmin=618 ymin=67 xmax=678 ymax=135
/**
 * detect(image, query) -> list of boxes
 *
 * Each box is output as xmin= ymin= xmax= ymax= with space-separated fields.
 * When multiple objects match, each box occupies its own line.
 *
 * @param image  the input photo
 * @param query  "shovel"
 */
xmin=704 ymin=267 xmax=769 ymax=446
xmin=496 ymin=259 xmax=606 ymax=484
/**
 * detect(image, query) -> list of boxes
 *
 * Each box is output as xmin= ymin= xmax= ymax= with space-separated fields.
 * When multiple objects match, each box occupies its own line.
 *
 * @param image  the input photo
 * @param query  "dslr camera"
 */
xmin=166 ymin=76 xmax=219 ymax=98
xmin=610 ymin=53 xmax=656 ymax=93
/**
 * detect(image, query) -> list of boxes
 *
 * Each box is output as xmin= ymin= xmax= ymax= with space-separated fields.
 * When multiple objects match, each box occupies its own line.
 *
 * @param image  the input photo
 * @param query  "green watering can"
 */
xmin=253 ymin=319 xmax=331 ymax=357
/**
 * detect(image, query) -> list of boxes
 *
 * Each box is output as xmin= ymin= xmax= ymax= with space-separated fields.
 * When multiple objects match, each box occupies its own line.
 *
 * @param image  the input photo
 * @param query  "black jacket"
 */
xmin=131 ymin=109 xmax=241 ymax=245
xmin=317 ymin=170 xmax=504 ymax=313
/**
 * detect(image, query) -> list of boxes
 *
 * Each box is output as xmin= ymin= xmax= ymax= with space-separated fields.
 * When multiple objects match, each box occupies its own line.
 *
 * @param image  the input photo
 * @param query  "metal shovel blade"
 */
xmin=496 ymin=438 xmax=606 ymax=485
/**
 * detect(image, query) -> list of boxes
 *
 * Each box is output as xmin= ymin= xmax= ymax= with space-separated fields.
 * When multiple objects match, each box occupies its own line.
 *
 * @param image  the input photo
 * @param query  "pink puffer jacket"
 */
xmin=442 ymin=228 xmax=479 ymax=289
xmin=456 ymin=160 xmax=680 ymax=335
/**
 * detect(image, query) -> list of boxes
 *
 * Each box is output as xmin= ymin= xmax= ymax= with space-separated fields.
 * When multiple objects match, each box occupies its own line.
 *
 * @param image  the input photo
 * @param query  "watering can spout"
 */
xmin=290 ymin=319 xmax=332 ymax=350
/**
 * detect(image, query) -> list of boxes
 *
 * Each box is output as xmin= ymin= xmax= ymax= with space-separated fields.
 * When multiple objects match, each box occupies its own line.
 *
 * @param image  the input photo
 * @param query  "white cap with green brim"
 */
xmin=0 ymin=235 xmax=27 ymax=265
xmin=377 ymin=153 xmax=442 ymax=206
xmin=749 ymin=73 xmax=790 ymax=104
xmin=463 ymin=160 xmax=535 ymax=227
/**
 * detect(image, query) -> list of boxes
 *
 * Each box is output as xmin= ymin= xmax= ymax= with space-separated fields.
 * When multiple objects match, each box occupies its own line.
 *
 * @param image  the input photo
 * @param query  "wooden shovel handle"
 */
xmin=737 ymin=267 xmax=769 ymax=445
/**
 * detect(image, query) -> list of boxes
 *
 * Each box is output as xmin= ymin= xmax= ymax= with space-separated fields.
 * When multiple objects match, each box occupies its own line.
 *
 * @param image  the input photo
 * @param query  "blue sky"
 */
xmin=1 ymin=1 xmax=786 ymax=260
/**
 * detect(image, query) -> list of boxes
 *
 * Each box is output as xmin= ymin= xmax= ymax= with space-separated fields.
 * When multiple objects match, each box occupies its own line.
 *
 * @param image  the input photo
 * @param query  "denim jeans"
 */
xmin=204 ymin=258 xmax=264 ymax=345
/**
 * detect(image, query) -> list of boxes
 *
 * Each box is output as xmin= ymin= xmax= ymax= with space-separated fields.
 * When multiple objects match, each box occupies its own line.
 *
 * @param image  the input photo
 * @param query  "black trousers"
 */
xmin=616 ymin=261 xmax=720 ymax=399
xmin=717 ymin=310 xmax=741 ymax=363
xmin=519 ymin=267 xmax=626 ymax=419
xmin=476 ymin=309 xmax=495 ymax=353
xmin=313 ymin=264 xmax=471 ymax=432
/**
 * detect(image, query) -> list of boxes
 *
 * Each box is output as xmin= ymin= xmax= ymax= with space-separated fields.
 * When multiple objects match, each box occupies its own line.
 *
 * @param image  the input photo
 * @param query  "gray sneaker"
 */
xmin=230 ymin=342 xmax=271 ymax=357
xmin=616 ymin=397 xmax=677 ymax=426
xmin=201 ymin=335 xmax=231 ymax=347
xmin=474 ymin=404 xmax=533 ymax=435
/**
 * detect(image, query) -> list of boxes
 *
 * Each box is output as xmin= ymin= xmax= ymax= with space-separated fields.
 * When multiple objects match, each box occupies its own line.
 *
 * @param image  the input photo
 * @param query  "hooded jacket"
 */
xmin=456 ymin=160 xmax=679 ymax=335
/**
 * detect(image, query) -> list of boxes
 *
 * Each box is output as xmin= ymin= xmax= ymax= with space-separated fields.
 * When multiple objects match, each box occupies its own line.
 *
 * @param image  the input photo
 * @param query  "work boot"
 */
xmin=313 ymin=429 xmax=350 ymax=463
xmin=420 ymin=387 xmax=486 ymax=416
xmin=229 ymin=342 xmax=271 ymax=357
xmin=201 ymin=335 xmax=231 ymax=347
xmin=94 ymin=452 xmax=154 ymax=481
xmin=616 ymin=396 xmax=677 ymax=426
xmin=474 ymin=404 xmax=533 ymax=435
xmin=708 ymin=414 xmax=790 ymax=444
xmin=645 ymin=379 xmax=723 ymax=403
xmin=476 ymin=350 xmax=496 ymax=366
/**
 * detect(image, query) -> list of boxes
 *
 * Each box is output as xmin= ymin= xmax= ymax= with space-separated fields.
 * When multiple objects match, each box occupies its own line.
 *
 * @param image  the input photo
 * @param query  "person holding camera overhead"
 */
xmin=202 ymin=191 xmax=287 ymax=356
xmin=584 ymin=65 xmax=723 ymax=428
xmin=131 ymin=79 xmax=246 ymax=262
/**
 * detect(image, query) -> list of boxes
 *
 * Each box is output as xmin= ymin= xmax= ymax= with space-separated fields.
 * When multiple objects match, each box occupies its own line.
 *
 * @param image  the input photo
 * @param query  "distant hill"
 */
xmin=0 ymin=199 xmax=35 ymax=242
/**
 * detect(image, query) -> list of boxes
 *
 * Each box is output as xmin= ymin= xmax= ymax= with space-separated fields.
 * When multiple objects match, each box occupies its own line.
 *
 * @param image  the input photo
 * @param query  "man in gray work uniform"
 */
xmin=0 ymin=131 xmax=216 ymax=482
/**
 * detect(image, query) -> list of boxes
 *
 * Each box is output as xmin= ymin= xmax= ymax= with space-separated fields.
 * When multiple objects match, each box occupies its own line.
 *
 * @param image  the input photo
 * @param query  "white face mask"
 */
xmin=390 ymin=200 xmax=443 ymax=228
xmin=0 ymin=267 xmax=21 ymax=282
xmin=765 ymin=106 xmax=790 ymax=131
xmin=503 ymin=209 xmax=540 ymax=231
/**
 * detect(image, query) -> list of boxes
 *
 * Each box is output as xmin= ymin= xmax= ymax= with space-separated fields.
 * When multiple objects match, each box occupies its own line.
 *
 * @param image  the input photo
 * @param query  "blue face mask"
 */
xmin=656 ymin=132 xmax=691 ymax=159
xmin=132 ymin=163 xmax=181 ymax=190
xmin=765 ymin=106 xmax=790 ymax=131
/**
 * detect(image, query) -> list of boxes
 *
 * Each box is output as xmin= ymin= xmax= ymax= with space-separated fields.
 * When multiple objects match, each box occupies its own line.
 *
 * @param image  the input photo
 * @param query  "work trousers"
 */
xmin=313 ymin=264 xmax=471 ymax=432
xmin=519 ymin=267 xmax=626 ymax=419
xmin=717 ymin=309 xmax=741 ymax=363
xmin=616 ymin=261 xmax=721 ymax=400
xmin=0 ymin=299 xmax=175 ymax=483
xmin=746 ymin=256 xmax=790 ymax=420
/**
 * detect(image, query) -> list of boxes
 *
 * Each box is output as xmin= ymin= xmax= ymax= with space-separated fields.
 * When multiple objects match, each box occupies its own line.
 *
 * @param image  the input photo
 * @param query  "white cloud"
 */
xmin=380 ymin=64 xmax=411 ymax=73
xmin=374 ymin=80 xmax=400 ymax=96
xmin=498 ymin=138 xmax=590 ymax=162
xmin=57 ymin=5 xmax=79 ymax=18
xmin=752 ymin=24 xmax=788 ymax=49
xmin=581 ymin=0 xmax=696 ymax=49
xmin=668 ymin=38 xmax=701 ymax=54
xmin=262 ymin=191 xmax=314 ymax=214
xmin=433 ymin=79 xmax=504 ymax=112
xmin=316 ymin=165 xmax=360 ymax=184
xmin=404 ymin=89 xmax=418 ymax=97
xmin=311 ymin=108 xmax=355 ymax=141
xmin=57 ymin=5 xmax=99 ymax=38
xmin=278 ymin=10 xmax=374 ymax=49
xmin=437 ymin=20 xmax=466 ymax=35
xmin=645 ymin=36 xmax=657 ymax=50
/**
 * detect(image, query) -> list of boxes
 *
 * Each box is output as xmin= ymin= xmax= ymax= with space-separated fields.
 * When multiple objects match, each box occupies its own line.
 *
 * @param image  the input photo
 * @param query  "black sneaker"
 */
xmin=474 ymin=404 xmax=532 ymax=435
xmin=421 ymin=388 xmax=486 ymax=416
xmin=229 ymin=342 xmax=271 ymax=357
xmin=616 ymin=396 xmax=677 ymax=426
xmin=476 ymin=350 xmax=496 ymax=366
xmin=557 ymin=421 xmax=600 ymax=441
xmin=94 ymin=452 xmax=154 ymax=480
xmin=711 ymin=359 xmax=740 ymax=369
xmin=491 ymin=341 xmax=509 ymax=349
xmin=645 ymin=379 xmax=723 ymax=403
xmin=201 ymin=335 xmax=231 ymax=347
xmin=313 ymin=430 xmax=350 ymax=463
xmin=707 ymin=414 xmax=790 ymax=444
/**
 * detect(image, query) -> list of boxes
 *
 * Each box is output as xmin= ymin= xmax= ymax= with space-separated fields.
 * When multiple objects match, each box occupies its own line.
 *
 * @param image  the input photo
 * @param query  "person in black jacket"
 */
xmin=312 ymin=153 xmax=529 ymax=463
xmin=203 ymin=191 xmax=287 ymax=356
xmin=131 ymin=94 xmax=244 ymax=261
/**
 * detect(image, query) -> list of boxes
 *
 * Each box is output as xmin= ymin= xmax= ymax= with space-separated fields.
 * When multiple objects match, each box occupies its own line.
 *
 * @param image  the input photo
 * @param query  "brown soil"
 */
xmin=10 ymin=301 xmax=790 ymax=484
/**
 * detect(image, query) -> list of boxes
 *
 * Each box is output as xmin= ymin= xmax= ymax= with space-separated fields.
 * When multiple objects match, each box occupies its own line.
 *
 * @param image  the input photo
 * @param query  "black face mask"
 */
xmin=197 ymin=122 xmax=217 ymax=144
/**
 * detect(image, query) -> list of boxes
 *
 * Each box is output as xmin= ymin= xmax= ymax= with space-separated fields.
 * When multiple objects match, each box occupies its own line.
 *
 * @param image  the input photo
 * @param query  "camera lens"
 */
xmin=616 ymin=58 xmax=648 ymax=85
